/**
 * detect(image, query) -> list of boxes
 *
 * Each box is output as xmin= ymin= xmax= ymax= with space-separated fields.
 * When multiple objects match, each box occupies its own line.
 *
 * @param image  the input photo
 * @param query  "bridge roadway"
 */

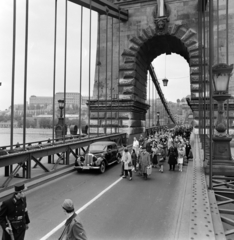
xmin=0 ymin=134 xmax=225 ymax=240
xmin=23 ymin=159 xmax=192 ymax=240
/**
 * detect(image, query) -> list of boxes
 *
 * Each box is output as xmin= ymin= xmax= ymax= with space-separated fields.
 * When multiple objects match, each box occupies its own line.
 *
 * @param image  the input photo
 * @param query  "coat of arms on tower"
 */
xmin=152 ymin=0 xmax=170 ymax=35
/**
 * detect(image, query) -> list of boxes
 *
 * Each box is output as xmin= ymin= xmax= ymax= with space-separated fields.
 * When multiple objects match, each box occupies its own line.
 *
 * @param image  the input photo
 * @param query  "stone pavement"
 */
xmin=188 ymin=132 xmax=226 ymax=240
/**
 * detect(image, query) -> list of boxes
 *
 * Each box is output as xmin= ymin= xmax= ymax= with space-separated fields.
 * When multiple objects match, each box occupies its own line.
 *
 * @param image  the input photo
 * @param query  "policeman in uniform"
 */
xmin=0 ymin=183 xmax=30 ymax=240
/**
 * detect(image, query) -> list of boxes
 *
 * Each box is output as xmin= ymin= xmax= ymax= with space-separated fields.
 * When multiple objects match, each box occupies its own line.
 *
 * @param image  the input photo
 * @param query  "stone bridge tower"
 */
xmin=88 ymin=0 xmax=234 ymax=142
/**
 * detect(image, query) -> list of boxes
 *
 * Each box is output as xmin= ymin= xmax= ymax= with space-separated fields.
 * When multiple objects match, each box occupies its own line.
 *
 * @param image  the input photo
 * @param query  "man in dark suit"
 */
xmin=59 ymin=199 xmax=87 ymax=240
xmin=185 ymin=140 xmax=192 ymax=163
xmin=0 ymin=183 xmax=30 ymax=240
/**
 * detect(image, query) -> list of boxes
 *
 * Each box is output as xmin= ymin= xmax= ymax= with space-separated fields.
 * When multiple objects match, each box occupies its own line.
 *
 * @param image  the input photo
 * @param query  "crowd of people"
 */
xmin=120 ymin=127 xmax=193 ymax=180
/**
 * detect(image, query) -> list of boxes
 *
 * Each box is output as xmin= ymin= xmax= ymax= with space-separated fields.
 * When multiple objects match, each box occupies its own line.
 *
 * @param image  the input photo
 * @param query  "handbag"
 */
xmin=136 ymin=163 xmax=139 ymax=170
xmin=128 ymin=162 xmax=132 ymax=167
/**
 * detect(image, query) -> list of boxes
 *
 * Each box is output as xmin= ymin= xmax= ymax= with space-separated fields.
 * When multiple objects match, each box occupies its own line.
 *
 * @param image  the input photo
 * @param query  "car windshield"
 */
xmin=89 ymin=144 xmax=108 ymax=152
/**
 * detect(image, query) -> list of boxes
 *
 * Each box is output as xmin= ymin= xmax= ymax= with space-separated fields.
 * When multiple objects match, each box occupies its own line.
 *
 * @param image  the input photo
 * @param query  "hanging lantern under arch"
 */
xmin=162 ymin=78 xmax=169 ymax=86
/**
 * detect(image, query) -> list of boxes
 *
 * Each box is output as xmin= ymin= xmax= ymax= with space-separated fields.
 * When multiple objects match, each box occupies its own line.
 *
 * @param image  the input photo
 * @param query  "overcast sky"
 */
xmin=0 ymin=0 xmax=190 ymax=111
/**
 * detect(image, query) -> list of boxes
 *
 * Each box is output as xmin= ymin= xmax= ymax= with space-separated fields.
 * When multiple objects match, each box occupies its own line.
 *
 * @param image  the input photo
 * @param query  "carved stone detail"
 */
xmin=154 ymin=16 xmax=169 ymax=35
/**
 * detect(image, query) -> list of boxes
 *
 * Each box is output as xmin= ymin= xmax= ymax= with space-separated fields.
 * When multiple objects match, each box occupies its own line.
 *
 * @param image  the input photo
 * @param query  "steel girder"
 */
xmin=68 ymin=0 xmax=128 ymax=21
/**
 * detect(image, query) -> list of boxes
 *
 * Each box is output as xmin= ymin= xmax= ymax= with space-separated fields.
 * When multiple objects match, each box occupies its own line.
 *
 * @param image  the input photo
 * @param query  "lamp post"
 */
xmin=212 ymin=63 xmax=233 ymax=164
xmin=58 ymin=99 xmax=65 ymax=118
xmin=55 ymin=99 xmax=67 ymax=139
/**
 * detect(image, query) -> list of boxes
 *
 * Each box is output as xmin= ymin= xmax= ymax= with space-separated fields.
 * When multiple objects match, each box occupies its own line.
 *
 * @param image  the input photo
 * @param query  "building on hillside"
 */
xmin=0 ymin=121 xmax=18 ymax=128
xmin=30 ymin=93 xmax=83 ymax=108
xmin=55 ymin=92 xmax=81 ymax=107
xmin=29 ymin=95 xmax=52 ymax=106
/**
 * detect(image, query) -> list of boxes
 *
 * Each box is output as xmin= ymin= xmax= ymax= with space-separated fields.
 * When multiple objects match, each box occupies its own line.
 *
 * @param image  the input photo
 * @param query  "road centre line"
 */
xmin=40 ymin=177 xmax=123 ymax=240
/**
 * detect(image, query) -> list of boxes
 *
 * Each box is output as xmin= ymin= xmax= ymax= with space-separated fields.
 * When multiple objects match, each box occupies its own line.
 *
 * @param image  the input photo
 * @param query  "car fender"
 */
xmin=96 ymin=157 xmax=104 ymax=165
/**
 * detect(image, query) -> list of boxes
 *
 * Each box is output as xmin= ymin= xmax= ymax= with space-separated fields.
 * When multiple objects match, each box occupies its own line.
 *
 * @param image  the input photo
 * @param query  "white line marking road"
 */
xmin=40 ymin=177 xmax=122 ymax=240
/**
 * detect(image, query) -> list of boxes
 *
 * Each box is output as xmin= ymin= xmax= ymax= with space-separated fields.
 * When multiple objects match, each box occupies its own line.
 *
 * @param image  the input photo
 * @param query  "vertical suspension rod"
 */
xmin=209 ymin=0 xmax=214 ymax=190
xmin=111 ymin=17 xmax=114 ymax=134
xmin=11 ymin=0 xmax=16 ymax=149
xmin=203 ymin=0 xmax=206 ymax=163
xmin=105 ymin=8 xmax=109 ymax=134
xmin=226 ymin=0 xmax=229 ymax=134
xmin=97 ymin=13 xmax=100 ymax=136
xmin=63 ymin=0 xmax=68 ymax=142
xmin=23 ymin=0 xmax=29 ymax=150
xmin=52 ymin=0 xmax=58 ymax=144
xmin=79 ymin=7 xmax=83 ymax=139
xmin=217 ymin=0 xmax=219 ymax=64
xmin=88 ymin=0 xmax=92 ymax=138
xmin=198 ymin=5 xmax=202 ymax=135
xmin=152 ymin=76 xmax=154 ymax=127
xmin=149 ymin=73 xmax=151 ymax=127
xmin=118 ymin=8 xmax=121 ymax=133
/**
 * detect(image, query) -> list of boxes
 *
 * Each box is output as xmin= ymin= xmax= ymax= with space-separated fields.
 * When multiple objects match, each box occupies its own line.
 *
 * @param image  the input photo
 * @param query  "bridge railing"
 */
xmin=0 ymin=133 xmax=127 ymax=188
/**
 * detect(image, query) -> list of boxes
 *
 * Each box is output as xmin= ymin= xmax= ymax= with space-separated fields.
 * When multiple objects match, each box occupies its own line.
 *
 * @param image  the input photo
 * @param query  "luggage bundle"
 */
xmin=147 ymin=165 xmax=152 ymax=176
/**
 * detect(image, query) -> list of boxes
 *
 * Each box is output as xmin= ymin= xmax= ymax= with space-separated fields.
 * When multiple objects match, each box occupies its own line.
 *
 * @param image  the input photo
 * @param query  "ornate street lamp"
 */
xmin=58 ymin=99 xmax=65 ymax=118
xmin=162 ymin=78 xmax=169 ymax=86
xmin=212 ymin=63 xmax=233 ymax=163
xmin=55 ymin=99 xmax=67 ymax=139
xmin=162 ymin=54 xmax=168 ymax=87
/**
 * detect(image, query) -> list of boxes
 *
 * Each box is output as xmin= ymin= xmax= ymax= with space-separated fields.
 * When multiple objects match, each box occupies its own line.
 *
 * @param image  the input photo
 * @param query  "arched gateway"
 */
xmin=88 ymin=0 xmax=201 ymax=142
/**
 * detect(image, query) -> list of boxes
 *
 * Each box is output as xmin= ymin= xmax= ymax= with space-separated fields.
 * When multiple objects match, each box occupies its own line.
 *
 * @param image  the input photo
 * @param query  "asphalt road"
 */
xmin=23 ymin=162 xmax=190 ymax=240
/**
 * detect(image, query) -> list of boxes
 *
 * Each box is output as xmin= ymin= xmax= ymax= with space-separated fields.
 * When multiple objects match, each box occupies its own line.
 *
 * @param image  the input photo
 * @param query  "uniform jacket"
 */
xmin=0 ymin=194 xmax=30 ymax=240
xmin=0 ymin=195 xmax=30 ymax=229
xmin=60 ymin=213 xmax=87 ymax=240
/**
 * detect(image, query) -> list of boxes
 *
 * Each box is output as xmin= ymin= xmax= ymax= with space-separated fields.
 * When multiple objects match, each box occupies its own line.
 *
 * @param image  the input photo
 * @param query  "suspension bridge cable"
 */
xmin=52 ymin=0 xmax=58 ymax=144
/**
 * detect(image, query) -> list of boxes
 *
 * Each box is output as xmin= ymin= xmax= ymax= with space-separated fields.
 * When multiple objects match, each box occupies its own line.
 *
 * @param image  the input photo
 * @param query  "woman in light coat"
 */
xmin=177 ymin=144 xmax=185 ymax=172
xmin=122 ymin=148 xmax=133 ymax=180
xmin=132 ymin=137 xmax=140 ymax=157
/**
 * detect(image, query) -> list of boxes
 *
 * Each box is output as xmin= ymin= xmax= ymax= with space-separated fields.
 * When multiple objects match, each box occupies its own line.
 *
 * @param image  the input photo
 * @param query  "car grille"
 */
xmin=85 ymin=154 xmax=93 ymax=165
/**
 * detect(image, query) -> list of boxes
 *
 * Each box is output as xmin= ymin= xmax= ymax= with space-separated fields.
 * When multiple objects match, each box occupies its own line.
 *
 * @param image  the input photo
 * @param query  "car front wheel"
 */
xmin=99 ymin=161 xmax=106 ymax=174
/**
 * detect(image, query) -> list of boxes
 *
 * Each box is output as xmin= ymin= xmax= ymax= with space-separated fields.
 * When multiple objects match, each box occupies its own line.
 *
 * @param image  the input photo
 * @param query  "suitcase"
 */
xmin=147 ymin=166 xmax=152 ymax=176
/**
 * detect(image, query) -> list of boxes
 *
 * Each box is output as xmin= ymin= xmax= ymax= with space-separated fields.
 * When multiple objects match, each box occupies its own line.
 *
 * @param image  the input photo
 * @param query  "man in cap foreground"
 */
xmin=0 ymin=183 xmax=30 ymax=240
xmin=59 ymin=199 xmax=87 ymax=240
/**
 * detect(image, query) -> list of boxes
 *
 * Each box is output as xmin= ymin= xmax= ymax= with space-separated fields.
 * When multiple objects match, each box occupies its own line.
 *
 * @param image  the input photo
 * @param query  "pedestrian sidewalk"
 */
xmin=178 ymin=132 xmax=226 ymax=240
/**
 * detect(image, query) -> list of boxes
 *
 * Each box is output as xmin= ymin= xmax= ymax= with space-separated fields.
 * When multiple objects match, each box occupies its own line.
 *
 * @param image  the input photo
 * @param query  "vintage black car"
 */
xmin=74 ymin=141 xmax=121 ymax=173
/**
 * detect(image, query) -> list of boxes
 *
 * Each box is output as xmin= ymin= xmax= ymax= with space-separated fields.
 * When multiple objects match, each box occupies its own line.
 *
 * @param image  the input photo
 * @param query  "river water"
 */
xmin=0 ymin=128 xmax=53 ymax=147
